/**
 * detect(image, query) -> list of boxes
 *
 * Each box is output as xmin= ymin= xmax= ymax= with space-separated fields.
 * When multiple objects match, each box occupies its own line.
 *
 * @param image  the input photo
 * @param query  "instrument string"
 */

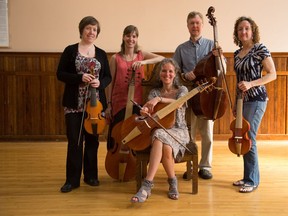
xmin=130 ymin=100 xmax=192 ymax=153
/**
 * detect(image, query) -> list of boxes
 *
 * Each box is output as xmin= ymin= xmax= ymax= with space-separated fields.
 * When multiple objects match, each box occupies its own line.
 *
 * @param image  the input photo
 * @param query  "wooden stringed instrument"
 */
xmin=190 ymin=6 xmax=231 ymax=120
xmin=105 ymin=69 xmax=137 ymax=181
xmin=121 ymin=77 xmax=216 ymax=151
xmin=228 ymin=90 xmax=251 ymax=156
xmin=84 ymin=62 xmax=106 ymax=135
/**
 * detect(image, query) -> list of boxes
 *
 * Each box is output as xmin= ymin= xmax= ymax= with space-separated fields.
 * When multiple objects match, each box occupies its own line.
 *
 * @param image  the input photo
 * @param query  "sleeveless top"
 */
xmin=111 ymin=51 xmax=144 ymax=117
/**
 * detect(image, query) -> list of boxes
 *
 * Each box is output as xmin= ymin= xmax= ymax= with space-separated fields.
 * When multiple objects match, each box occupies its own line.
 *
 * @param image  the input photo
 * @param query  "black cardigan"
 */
xmin=57 ymin=43 xmax=112 ymax=110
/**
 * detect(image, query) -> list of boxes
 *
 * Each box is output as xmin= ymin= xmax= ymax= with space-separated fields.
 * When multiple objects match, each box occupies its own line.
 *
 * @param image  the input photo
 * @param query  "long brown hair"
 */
xmin=120 ymin=25 xmax=140 ymax=55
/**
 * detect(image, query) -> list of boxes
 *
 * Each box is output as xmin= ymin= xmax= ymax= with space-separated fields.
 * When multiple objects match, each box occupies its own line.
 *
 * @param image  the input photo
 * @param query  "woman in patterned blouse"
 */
xmin=57 ymin=16 xmax=111 ymax=193
xmin=232 ymin=16 xmax=276 ymax=193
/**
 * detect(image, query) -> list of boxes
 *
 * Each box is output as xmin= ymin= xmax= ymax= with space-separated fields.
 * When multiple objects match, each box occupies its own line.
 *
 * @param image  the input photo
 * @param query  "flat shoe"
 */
xmin=60 ymin=183 xmax=79 ymax=193
xmin=233 ymin=180 xmax=245 ymax=186
xmin=239 ymin=184 xmax=257 ymax=193
xmin=198 ymin=169 xmax=213 ymax=179
xmin=84 ymin=178 xmax=100 ymax=186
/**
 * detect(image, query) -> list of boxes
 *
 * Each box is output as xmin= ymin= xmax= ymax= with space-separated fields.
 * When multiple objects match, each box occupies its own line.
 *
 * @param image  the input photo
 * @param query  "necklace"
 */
xmin=79 ymin=43 xmax=94 ymax=56
xmin=161 ymin=87 xmax=177 ymax=99
xmin=124 ymin=53 xmax=135 ymax=72
xmin=86 ymin=45 xmax=94 ymax=55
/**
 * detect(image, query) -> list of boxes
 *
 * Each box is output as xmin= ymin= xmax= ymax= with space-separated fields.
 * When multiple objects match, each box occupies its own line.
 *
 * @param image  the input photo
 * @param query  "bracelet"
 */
xmin=159 ymin=96 xmax=162 ymax=102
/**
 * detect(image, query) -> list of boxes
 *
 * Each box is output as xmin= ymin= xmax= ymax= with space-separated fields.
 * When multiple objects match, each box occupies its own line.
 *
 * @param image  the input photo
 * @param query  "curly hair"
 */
xmin=233 ymin=16 xmax=260 ymax=47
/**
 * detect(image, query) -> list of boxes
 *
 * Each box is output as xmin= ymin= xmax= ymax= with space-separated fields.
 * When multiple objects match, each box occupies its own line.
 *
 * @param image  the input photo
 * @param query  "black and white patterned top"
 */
xmin=234 ymin=43 xmax=271 ymax=102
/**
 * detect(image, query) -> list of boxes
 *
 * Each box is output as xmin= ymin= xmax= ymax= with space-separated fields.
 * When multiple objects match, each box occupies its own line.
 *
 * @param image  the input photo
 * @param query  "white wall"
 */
xmin=1 ymin=0 xmax=287 ymax=52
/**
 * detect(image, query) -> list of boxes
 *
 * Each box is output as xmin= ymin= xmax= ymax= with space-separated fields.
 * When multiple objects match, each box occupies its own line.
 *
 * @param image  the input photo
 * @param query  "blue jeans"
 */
xmin=242 ymin=100 xmax=267 ymax=186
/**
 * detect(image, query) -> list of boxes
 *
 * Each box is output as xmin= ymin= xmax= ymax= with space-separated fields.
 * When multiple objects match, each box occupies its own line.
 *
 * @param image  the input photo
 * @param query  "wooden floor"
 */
xmin=0 ymin=140 xmax=287 ymax=216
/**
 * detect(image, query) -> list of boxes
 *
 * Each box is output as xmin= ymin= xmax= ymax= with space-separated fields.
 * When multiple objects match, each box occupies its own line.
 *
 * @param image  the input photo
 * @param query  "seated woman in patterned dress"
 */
xmin=131 ymin=58 xmax=190 ymax=203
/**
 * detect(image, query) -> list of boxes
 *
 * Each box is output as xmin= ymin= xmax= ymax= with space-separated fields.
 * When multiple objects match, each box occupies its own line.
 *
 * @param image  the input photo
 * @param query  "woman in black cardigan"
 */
xmin=57 ymin=16 xmax=111 ymax=193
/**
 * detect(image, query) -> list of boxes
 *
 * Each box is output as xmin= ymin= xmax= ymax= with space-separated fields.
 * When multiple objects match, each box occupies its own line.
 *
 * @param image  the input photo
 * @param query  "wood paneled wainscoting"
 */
xmin=0 ymin=52 xmax=287 ymax=141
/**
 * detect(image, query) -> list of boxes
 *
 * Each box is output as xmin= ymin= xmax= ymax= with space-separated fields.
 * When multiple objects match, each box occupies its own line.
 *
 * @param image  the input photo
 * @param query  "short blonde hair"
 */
xmin=187 ymin=11 xmax=204 ymax=23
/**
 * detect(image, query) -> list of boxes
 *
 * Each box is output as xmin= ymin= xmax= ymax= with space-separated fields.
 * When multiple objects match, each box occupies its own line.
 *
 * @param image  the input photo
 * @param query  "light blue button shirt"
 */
xmin=173 ymin=37 xmax=214 ymax=73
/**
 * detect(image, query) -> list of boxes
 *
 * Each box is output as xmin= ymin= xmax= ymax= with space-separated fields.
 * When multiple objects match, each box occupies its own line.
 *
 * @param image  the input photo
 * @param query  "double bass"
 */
xmin=190 ymin=6 xmax=231 ymax=120
xmin=228 ymin=90 xmax=251 ymax=156
xmin=105 ymin=69 xmax=137 ymax=181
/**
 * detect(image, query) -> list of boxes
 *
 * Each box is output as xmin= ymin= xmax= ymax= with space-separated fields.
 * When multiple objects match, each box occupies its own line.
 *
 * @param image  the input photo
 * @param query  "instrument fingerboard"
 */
xmin=156 ymin=83 xmax=210 ymax=120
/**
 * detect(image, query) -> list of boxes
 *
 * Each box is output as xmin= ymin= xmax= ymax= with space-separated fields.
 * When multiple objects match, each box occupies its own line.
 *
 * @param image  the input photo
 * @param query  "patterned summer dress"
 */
xmin=148 ymin=85 xmax=190 ymax=161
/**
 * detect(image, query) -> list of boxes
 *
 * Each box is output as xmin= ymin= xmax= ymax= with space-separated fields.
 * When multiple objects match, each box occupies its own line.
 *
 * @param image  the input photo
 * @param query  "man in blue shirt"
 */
xmin=174 ymin=11 xmax=222 ymax=180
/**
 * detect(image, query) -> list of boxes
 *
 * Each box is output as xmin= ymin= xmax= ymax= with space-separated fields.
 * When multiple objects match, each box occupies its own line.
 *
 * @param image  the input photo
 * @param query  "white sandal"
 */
xmin=239 ymin=184 xmax=257 ymax=193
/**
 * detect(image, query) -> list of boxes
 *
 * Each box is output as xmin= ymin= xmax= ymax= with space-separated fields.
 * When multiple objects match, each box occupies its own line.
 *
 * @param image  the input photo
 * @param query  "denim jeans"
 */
xmin=242 ymin=100 xmax=267 ymax=186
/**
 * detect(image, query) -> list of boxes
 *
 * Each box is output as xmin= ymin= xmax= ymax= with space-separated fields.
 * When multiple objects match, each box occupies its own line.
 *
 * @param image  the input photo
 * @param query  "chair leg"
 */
xmin=136 ymin=157 xmax=148 ymax=191
xmin=186 ymin=161 xmax=192 ymax=180
xmin=192 ymin=155 xmax=198 ymax=194
xmin=142 ymin=160 xmax=148 ymax=179
xmin=136 ymin=157 xmax=142 ymax=191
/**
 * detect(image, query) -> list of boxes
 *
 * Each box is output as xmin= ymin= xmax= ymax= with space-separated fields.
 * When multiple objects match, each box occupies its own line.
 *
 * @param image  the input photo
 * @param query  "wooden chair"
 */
xmin=135 ymin=63 xmax=199 ymax=194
